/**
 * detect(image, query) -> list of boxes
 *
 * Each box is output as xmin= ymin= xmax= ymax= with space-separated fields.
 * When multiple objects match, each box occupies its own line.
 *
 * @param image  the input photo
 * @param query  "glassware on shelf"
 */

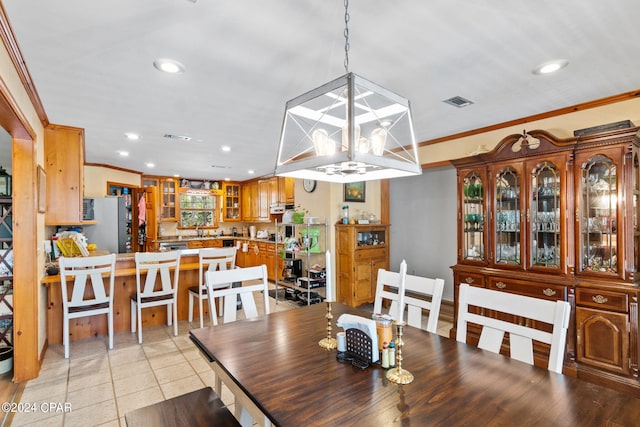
xmin=580 ymin=155 xmax=617 ymax=273
xmin=462 ymin=172 xmax=485 ymax=262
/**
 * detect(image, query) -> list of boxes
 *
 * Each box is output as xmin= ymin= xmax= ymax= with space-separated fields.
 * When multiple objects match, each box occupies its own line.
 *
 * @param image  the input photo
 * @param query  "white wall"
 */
xmin=389 ymin=166 xmax=457 ymax=301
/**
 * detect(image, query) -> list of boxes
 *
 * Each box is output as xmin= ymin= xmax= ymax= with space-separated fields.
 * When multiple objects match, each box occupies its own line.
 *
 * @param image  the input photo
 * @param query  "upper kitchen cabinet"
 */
xmin=223 ymin=182 xmax=241 ymax=221
xmin=160 ymin=178 xmax=178 ymax=221
xmin=277 ymin=177 xmax=294 ymax=205
xmin=241 ymin=180 xmax=259 ymax=221
xmin=44 ymin=125 xmax=86 ymax=225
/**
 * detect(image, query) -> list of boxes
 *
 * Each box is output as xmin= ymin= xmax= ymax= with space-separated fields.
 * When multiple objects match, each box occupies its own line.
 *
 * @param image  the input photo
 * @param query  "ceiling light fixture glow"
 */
xmin=221 ymin=145 xmax=231 ymax=152
xmin=153 ymin=58 xmax=186 ymax=74
xmin=124 ymin=132 xmax=141 ymax=140
xmin=248 ymin=170 xmax=255 ymax=174
xmin=533 ymin=59 xmax=569 ymax=75
xmin=145 ymin=162 xmax=155 ymax=168
xmin=117 ymin=150 xmax=129 ymax=157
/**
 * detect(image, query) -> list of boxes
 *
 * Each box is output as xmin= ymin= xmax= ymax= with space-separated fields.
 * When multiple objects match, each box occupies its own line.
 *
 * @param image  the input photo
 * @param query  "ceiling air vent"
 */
xmin=163 ymin=133 xmax=192 ymax=141
xmin=443 ymin=96 xmax=474 ymax=108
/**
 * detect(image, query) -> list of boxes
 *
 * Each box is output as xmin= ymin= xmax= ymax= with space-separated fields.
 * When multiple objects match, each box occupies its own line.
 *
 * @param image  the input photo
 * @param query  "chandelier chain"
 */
xmin=344 ymin=0 xmax=350 ymax=73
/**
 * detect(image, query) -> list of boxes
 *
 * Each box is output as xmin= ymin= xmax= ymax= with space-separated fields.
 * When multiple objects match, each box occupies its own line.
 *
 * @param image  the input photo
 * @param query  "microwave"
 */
xmin=269 ymin=204 xmax=285 ymax=214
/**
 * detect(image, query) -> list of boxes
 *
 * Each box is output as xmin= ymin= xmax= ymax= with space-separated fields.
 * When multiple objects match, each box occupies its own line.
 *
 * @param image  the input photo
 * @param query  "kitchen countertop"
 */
xmin=153 ymin=235 xmax=277 ymax=243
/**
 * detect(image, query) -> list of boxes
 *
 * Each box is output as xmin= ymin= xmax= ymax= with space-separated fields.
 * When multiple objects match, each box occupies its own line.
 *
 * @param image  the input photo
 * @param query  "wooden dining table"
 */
xmin=190 ymin=303 xmax=640 ymax=426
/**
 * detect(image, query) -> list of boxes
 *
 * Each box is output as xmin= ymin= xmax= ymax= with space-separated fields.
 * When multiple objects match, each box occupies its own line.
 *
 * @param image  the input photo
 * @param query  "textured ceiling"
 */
xmin=2 ymin=0 xmax=640 ymax=180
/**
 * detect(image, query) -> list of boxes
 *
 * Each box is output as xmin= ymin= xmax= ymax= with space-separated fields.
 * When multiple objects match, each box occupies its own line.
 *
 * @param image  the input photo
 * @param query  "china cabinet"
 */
xmin=451 ymin=127 xmax=640 ymax=395
xmin=335 ymin=224 xmax=389 ymax=307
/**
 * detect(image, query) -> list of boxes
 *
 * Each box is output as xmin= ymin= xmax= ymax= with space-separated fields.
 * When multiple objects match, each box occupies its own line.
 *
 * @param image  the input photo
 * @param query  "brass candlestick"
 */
xmin=318 ymin=301 xmax=337 ymax=350
xmin=386 ymin=321 xmax=414 ymax=384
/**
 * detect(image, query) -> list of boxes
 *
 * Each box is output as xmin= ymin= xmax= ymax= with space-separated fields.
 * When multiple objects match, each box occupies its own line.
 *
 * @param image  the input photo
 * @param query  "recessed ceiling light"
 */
xmin=173 ymin=174 xmax=180 ymax=178
xmin=248 ymin=170 xmax=255 ymax=174
xmin=117 ymin=150 xmax=129 ymax=157
xmin=221 ymin=145 xmax=231 ymax=152
xmin=125 ymin=132 xmax=141 ymax=140
xmin=224 ymin=177 xmax=231 ymax=181
xmin=532 ymin=59 xmax=569 ymax=75
xmin=145 ymin=162 xmax=155 ymax=168
xmin=153 ymin=58 xmax=186 ymax=74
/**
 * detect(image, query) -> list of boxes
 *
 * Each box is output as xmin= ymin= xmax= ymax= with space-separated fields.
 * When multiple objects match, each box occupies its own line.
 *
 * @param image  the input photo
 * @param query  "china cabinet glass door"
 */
xmin=494 ymin=167 xmax=521 ymax=266
xmin=580 ymin=155 xmax=617 ymax=273
xmin=530 ymin=161 xmax=561 ymax=270
xmin=461 ymin=172 xmax=485 ymax=262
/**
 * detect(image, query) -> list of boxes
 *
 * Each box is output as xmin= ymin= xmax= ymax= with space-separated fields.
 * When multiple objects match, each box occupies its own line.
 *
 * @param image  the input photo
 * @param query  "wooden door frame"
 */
xmin=0 ymin=4 xmax=43 ymax=381
xmin=0 ymin=83 xmax=40 ymax=382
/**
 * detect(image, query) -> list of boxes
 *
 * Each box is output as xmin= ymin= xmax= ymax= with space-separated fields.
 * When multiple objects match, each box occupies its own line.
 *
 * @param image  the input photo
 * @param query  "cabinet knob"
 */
xmin=543 ymin=288 xmax=557 ymax=297
xmin=464 ymin=277 xmax=475 ymax=284
xmin=495 ymin=281 xmax=506 ymax=289
xmin=592 ymin=294 xmax=608 ymax=304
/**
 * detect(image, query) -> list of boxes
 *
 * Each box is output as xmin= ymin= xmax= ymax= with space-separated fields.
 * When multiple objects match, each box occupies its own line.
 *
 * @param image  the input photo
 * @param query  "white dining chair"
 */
xmin=131 ymin=251 xmax=181 ymax=344
xmin=205 ymin=264 xmax=269 ymax=326
xmin=188 ymin=247 xmax=237 ymax=328
xmin=373 ymin=269 xmax=445 ymax=333
xmin=58 ymin=254 xmax=116 ymax=359
xmin=205 ymin=264 xmax=270 ymax=426
xmin=456 ymin=283 xmax=571 ymax=373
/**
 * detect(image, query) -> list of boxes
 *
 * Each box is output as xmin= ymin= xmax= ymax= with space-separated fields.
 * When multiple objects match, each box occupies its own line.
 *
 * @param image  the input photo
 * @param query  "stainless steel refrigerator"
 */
xmin=83 ymin=196 xmax=131 ymax=253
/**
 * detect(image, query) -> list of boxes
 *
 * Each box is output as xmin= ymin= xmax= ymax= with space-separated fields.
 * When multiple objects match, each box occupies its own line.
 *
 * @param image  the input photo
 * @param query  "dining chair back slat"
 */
xmin=205 ymin=264 xmax=269 ymax=326
xmin=59 ymin=254 xmax=116 ymax=358
xmin=189 ymin=247 xmax=237 ymax=328
xmin=131 ymin=251 xmax=181 ymax=344
xmin=373 ymin=269 xmax=445 ymax=333
xmin=456 ymin=283 xmax=571 ymax=373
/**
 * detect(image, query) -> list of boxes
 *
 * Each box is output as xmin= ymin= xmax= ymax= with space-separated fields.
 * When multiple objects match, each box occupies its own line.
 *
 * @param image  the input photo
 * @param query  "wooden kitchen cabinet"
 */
xmin=223 ymin=182 xmax=241 ymax=221
xmin=187 ymin=239 xmax=223 ymax=249
xmin=241 ymin=180 xmax=259 ymax=221
xmin=336 ymin=224 xmax=389 ymax=307
xmin=160 ymin=178 xmax=178 ymax=221
xmin=44 ymin=125 xmax=85 ymax=225
xmin=258 ymin=179 xmax=270 ymax=221
xmin=279 ymin=177 xmax=295 ymax=204
xmin=451 ymin=126 xmax=640 ymax=395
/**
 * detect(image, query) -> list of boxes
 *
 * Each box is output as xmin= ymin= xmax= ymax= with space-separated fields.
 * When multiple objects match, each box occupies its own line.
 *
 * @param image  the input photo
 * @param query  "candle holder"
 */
xmin=318 ymin=301 xmax=337 ymax=350
xmin=386 ymin=321 xmax=414 ymax=384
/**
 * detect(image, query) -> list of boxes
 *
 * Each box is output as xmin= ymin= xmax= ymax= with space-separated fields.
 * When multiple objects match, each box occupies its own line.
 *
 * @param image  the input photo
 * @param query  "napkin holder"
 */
xmin=337 ymin=328 xmax=373 ymax=369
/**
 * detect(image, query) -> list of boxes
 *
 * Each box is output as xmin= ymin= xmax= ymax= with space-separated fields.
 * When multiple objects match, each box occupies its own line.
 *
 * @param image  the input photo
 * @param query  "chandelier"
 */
xmin=274 ymin=1 xmax=421 ymax=183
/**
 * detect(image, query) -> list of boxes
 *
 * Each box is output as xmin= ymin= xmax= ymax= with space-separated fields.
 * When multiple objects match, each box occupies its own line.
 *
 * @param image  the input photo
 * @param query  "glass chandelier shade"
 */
xmin=275 ymin=73 xmax=422 ymax=183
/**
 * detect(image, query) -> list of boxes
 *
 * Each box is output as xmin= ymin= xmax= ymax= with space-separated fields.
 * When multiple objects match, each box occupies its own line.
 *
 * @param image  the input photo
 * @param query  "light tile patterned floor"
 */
xmin=9 ymin=294 xmax=452 ymax=426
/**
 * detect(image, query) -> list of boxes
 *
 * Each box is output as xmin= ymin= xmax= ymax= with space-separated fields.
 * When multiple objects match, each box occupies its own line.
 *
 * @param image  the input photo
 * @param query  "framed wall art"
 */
xmin=344 ymin=181 xmax=365 ymax=202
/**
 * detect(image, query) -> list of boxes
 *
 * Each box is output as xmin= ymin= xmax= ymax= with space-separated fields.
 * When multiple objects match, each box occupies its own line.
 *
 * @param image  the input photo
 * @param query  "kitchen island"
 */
xmin=40 ymin=236 xmax=279 ymax=345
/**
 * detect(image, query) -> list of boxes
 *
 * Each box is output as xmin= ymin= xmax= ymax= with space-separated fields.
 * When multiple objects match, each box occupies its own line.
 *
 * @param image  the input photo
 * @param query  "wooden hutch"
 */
xmin=451 ymin=126 xmax=640 ymax=396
